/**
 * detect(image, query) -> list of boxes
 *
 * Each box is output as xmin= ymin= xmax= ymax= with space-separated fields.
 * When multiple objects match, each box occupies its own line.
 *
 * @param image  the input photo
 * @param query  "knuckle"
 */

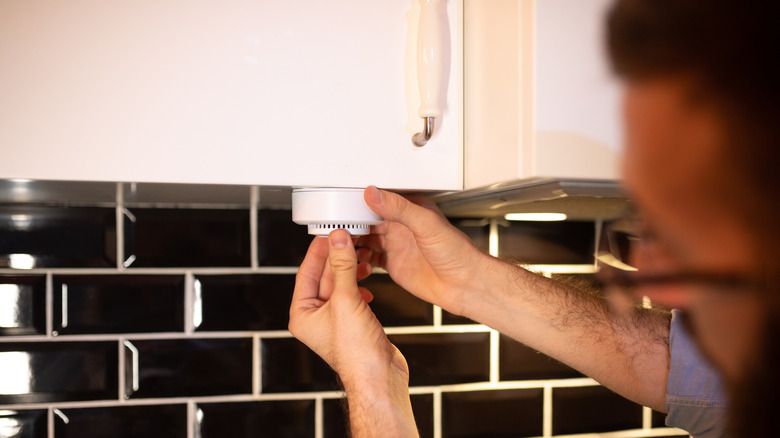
xmin=329 ymin=254 xmax=356 ymax=272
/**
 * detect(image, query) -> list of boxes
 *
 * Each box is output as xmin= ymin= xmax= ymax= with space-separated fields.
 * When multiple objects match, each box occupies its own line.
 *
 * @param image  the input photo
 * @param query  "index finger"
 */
xmin=292 ymin=236 xmax=329 ymax=302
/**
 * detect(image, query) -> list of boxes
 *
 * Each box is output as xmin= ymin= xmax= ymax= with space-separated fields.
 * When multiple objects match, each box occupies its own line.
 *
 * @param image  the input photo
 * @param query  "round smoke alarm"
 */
xmin=292 ymin=188 xmax=383 ymax=236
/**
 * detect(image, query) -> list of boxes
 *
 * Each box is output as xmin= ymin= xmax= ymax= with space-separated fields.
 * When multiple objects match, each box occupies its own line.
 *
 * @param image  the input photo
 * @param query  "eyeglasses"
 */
xmin=595 ymin=206 xmax=764 ymax=299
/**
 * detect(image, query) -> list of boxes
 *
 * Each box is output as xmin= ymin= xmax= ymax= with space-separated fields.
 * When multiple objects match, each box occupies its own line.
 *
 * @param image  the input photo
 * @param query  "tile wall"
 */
xmin=0 ymin=182 xmax=689 ymax=438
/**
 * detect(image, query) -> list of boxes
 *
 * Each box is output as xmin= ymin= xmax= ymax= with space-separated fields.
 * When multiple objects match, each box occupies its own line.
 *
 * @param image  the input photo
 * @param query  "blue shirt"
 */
xmin=665 ymin=310 xmax=728 ymax=437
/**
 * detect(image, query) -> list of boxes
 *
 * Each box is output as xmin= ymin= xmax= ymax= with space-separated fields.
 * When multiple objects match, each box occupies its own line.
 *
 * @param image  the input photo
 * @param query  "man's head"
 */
xmin=606 ymin=0 xmax=780 ymax=434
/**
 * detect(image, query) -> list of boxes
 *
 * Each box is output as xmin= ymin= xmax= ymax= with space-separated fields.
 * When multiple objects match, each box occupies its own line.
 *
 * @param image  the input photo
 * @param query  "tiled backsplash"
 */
xmin=0 ymin=183 xmax=689 ymax=438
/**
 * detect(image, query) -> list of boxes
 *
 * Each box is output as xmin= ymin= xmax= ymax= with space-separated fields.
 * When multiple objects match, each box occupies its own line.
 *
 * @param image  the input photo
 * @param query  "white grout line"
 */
xmin=489 ymin=329 xmax=499 ymax=383
xmin=0 ymin=267 xmax=300 ymax=275
xmin=118 ymin=338 xmax=126 ymax=401
xmin=543 ymin=383 xmax=553 ymax=438
xmin=252 ymin=330 xmax=295 ymax=339
xmin=187 ymin=400 xmax=196 ymax=438
xmin=432 ymin=388 xmax=442 ymax=438
xmin=642 ymin=406 xmax=653 ymax=430
xmin=384 ymin=324 xmax=490 ymax=335
xmin=407 ymin=378 xmax=600 ymax=395
xmin=314 ymin=397 xmax=323 ymax=438
xmin=0 ymin=380 xmax=605 ymax=412
xmin=184 ymin=271 xmax=195 ymax=334
xmin=0 ymin=324 xmax=529 ymax=341
xmin=250 ymin=266 xmax=300 ymax=274
xmin=433 ymin=305 xmax=442 ymax=327
xmin=47 ymin=407 xmax=54 ymax=438
xmin=0 ymin=330 xmax=291 ymax=342
xmin=250 ymin=186 xmax=259 ymax=269
xmin=115 ymin=183 xmax=125 ymax=271
xmin=0 ymin=264 xmax=598 ymax=276
xmin=45 ymin=272 xmax=53 ymax=337
xmin=252 ymin=334 xmax=261 ymax=396
xmin=488 ymin=218 xmax=499 ymax=257
xmin=0 ymin=392 xmax=349 ymax=411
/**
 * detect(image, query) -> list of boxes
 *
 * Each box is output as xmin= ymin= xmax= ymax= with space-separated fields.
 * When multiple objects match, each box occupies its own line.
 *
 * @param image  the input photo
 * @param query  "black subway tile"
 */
xmin=0 ymin=275 xmax=46 ymax=336
xmin=0 ymin=409 xmax=47 ymax=438
xmin=124 ymin=338 xmax=252 ymax=398
xmin=552 ymin=386 xmax=643 ymax=435
xmin=652 ymin=409 xmax=667 ymax=428
xmin=499 ymin=334 xmax=583 ymax=381
xmin=389 ymin=333 xmax=490 ymax=386
xmin=323 ymin=394 xmax=433 ymax=438
xmin=442 ymin=389 xmax=544 ymax=438
xmin=261 ymin=338 xmax=339 ymax=393
xmin=53 ymin=275 xmax=184 ymax=335
xmin=0 ymin=341 xmax=117 ymax=404
xmin=322 ymin=398 xmax=349 ymax=438
xmin=53 ymin=404 xmax=186 ymax=438
xmin=410 ymin=393 xmax=434 ymax=438
xmin=198 ymin=400 xmax=315 ymax=438
xmin=257 ymin=210 xmax=311 ymax=267
xmin=125 ymin=208 xmax=250 ymax=267
xmin=498 ymin=220 xmax=595 ymax=264
xmin=0 ymin=206 xmax=116 ymax=268
xmin=360 ymin=274 xmax=433 ymax=327
xmin=194 ymin=274 xmax=294 ymax=331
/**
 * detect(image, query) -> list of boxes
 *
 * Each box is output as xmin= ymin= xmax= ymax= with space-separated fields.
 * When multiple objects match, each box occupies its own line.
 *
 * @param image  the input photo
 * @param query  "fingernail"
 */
xmin=369 ymin=186 xmax=382 ymax=204
xmin=330 ymin=230 xmax=348 ymax=248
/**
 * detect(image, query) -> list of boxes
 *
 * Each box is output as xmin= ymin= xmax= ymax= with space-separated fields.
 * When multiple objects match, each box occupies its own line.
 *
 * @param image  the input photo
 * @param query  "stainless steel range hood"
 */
xmin=432 ymin=178 xmax=628 ymax=221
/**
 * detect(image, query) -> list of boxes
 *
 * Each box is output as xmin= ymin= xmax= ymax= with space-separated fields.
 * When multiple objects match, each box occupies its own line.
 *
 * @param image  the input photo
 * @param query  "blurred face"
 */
xmin=620 ymin=79 xmax=763 ymax=382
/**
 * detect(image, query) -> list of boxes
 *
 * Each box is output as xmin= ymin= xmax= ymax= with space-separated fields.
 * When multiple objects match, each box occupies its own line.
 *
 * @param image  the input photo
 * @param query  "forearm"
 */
xmin=458 ymin=257 xmax=671 ymax=411
xmin=341 ymin=350 xmax=419 ymax=438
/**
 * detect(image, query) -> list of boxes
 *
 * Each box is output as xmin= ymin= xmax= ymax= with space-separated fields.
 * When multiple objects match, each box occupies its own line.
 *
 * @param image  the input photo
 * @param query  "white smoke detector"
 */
xmin=292 ymin=188 xmax=383 ymax=236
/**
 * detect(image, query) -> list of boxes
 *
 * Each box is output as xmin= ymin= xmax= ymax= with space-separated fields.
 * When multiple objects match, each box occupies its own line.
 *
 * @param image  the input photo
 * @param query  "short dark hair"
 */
xmin=606 ymin=1 xmax=778 ymax=105
xmin=606 ymin=0 xmax=780 ymax=283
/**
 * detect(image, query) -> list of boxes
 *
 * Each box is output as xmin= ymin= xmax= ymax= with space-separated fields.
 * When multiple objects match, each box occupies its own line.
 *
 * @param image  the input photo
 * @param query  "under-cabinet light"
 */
xmin=504 ymin=213 xmax=567 ymax=222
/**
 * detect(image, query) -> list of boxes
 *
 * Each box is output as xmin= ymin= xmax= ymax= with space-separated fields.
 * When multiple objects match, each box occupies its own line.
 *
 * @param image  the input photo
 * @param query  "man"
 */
xmin=289 ymin=1 xmax=780 ymax=436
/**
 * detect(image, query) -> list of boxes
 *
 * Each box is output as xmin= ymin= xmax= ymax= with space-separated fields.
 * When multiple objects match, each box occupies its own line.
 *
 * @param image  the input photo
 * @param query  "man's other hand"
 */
xmin=357 ymin=186 xmax=494 ymax=317
xmin=289 ymin=229 xmax=407 ymax=385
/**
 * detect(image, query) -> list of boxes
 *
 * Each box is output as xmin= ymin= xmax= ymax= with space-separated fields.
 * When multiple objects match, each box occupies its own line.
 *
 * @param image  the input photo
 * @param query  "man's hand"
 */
xmin=289 ymin=229 xmax=402 ymax=382
xmin=356 ymin=186 xmax=496 ymax=317
xmin=289 ymin=229 xmax=419 ymax=437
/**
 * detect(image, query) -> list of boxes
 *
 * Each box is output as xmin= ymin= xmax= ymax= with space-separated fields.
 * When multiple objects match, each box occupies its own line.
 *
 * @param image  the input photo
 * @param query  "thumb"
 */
xmin=327 ymin=229 xmax=361 ymax=299
xmin=364 ymin=186 xmax=449 ymax=238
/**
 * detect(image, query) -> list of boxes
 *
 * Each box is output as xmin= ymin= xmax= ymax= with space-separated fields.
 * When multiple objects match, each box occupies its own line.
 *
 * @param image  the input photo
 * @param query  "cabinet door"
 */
xmin=465 ymin=0 xmax=620 ymax=189
xmin=0 ymin=0 xmax=462 ymax=190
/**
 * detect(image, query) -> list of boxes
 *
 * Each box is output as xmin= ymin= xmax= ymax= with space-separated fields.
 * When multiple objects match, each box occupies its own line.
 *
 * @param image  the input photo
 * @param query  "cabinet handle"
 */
xmin=412 ymin=0 xmax=442 ymax=147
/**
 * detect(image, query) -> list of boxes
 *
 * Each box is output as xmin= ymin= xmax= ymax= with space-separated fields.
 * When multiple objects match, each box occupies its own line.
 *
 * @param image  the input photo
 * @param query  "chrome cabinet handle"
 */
xmin=412 ymin=0 xmax=442 ymax=147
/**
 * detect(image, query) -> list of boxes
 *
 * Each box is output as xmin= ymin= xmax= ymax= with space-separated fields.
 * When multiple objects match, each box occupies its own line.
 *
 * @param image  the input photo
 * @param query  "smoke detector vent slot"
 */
xmin=292 ymin=188 xmax=383 ymax=236
xmin=308 ymin=223 xmax=370 ymax=235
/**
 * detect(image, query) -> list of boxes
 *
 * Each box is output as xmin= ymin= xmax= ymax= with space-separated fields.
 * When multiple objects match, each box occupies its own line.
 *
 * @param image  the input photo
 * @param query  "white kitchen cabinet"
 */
xmin=464 ymin=0 xmax=622 ymax=189
xmin=0 ymin=0 xmax=462 ymax=191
